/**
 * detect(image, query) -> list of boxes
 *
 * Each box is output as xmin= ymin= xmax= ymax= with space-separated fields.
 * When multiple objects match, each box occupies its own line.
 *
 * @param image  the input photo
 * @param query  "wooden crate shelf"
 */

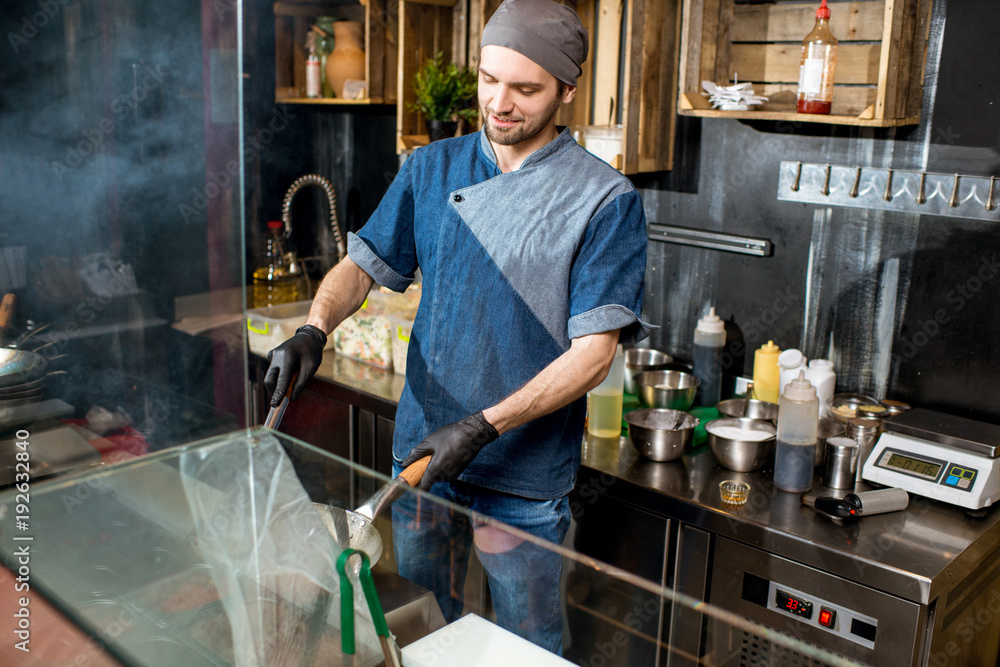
xmin=274 ymin=0 xmax=398 ymax=105
xmin=396 ymin=0 xmax=468 ymax=152
xmin=677 ymin=0 xmax=934 ymax=127
xmin=271 ymin=0 xmax=682 ymax=173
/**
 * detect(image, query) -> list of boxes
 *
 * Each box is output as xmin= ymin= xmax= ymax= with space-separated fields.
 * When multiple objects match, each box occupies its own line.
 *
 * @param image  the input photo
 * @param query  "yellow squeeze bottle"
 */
xmin=752 ymin=340 xmax=781 ymax=403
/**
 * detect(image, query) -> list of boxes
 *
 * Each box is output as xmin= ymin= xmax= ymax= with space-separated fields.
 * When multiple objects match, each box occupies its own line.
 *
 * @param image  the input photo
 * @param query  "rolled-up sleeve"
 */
xmin=348 ymin=155 xmax=419 ymax=292
xmin=567 ymin=190 xmax=655 ymax=344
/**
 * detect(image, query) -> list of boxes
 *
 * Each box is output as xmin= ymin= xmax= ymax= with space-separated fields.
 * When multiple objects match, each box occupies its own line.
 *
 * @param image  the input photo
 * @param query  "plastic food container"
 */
xmin=334 ymin=287 xmax=420 ymax=370
xmin=580 ymin=125 xmax=623 ymax=168
xmin=387 ymin=313 xmax=415 ymax=375
xmin=246 ymin=300 xmax=335 ymax=357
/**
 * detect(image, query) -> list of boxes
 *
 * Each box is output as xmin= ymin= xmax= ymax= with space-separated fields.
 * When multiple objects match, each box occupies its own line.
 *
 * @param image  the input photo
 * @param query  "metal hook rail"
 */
xmin=777 ymin=161 xmax=1000 ymax=222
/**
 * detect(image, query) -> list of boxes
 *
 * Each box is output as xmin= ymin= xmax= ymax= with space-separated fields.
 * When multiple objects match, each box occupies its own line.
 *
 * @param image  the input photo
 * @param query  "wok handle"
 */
xmin=397 ymin=455 xmax=430 ymax=487
xmin=263 ymin=372 xmax=297 ymax=430
xmin=0 ymin=293 xmax=15 ymax=342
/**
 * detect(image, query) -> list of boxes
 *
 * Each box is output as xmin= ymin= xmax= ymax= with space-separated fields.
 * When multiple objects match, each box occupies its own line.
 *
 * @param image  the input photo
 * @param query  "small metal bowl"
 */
xmin=829 ymin=392 xmax=880 ymax=424
xmin=624 ymin=348 xmax=673 ymax=394
xmin=633 ymin=370 xmax=700 ymax=411
xmin=706 ymin=417 xmax=777 ymax=472
xmin=625 ymin=408 xmax=699 ymax=462
xmin=716 ymin=398 xmax=779 ymax=422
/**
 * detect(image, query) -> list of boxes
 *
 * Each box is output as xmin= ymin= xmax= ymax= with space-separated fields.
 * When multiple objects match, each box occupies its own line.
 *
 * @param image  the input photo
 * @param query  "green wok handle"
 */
xmin=337 ymin=549 xmax=398 ymax=666
xmin=336 ymin=549 xmax=359 ymax=658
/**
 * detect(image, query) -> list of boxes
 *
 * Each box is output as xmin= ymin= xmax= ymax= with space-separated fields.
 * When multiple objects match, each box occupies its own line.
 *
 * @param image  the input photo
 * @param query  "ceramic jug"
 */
xmin=326 ymin=21 xmax=365 ymax=98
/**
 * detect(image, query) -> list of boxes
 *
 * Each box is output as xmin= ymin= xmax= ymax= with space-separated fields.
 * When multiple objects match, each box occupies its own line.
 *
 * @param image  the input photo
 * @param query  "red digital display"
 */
xmin=819 ymin=608 xmax=836 ymax=628
xmin=775 ymin=590 xmax=813 ymax=618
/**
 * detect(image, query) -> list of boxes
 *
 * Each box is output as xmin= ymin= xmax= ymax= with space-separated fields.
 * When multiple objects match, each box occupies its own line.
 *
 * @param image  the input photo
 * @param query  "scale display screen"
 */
xmin=884 ymin=452 xmax=943 ymax=480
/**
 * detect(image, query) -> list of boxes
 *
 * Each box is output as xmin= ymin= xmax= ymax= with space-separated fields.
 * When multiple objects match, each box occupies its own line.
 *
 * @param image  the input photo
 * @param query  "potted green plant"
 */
xmin=409 ymin=52 xmax=478 ymax=142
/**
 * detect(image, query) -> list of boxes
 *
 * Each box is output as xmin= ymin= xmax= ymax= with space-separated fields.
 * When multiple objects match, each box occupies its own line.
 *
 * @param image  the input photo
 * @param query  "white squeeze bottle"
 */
xmin=804 ymin=358 xmax=836 ymax=418
xmin=588 ymin=344 xmax=625 ymax=438
xmin=777 ymin=348 xmax=806 ymax=397
xmin=774 ymin=371 xmax=819 ymax=493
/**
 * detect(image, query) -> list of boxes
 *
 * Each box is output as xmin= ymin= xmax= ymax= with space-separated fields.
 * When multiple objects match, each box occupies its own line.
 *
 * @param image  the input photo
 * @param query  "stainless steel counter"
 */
xmin=302 ymin=359 xmax=1000 ymax=607
xmin=577 ymin=433 xmax=1000 ymax=606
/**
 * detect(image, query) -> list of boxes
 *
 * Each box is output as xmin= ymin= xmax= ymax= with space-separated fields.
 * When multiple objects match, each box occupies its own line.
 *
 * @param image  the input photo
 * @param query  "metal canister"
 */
xmin=848 ymin=417 xmax=883 ymax=484
xmin=815 ymin=417 xmax=846 ymax=468
xmin=824 ymin=436 xmax=859 ymax=489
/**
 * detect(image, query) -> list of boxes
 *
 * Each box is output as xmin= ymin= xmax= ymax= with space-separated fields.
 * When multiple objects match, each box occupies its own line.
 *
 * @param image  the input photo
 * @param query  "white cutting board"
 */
xmin=401 ymin=613 xmax=574 ymax=667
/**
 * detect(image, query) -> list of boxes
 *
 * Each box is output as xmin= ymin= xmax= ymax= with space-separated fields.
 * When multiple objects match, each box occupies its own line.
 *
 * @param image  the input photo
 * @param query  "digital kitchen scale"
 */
xmin=862 ymin=408 xmax=1000 ymax=510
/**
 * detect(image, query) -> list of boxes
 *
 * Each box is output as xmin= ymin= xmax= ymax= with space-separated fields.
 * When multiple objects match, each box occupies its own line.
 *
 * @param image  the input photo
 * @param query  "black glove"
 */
xmin=402 ymin=411 xmax=500 ymax=491
xmin=263 ymin=324 xmax=327 ymax=406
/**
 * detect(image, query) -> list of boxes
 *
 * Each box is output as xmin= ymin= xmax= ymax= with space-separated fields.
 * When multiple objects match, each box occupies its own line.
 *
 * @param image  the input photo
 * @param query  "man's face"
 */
xmin=478 ymin=45 xmax=576 ymax=147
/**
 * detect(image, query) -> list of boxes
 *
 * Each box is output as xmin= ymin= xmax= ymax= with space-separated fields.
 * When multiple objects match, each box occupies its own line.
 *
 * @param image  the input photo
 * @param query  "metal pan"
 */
xmin=0 ymin=370 xmax=68 ymax=396
xmin=264 ymin=391 xmax=429 ymax=567
xmin=0 ymin=388 xmax=43 ymax=403
xmin=312 ymin=456 xmax=429 ymax=567
xmin=0 ymin=348 xmax=47 ymax=388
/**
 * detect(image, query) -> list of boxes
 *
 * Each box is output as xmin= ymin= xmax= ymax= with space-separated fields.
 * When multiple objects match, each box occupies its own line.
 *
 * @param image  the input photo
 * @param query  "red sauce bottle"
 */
xmin=796 ymin=0 xmax=838 ymax=114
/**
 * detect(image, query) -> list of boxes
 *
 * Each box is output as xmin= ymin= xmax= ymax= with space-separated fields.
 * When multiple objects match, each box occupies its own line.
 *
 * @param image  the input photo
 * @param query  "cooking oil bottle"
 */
xmin=588 ymin=344 xmax=625 ymax=438
xmin=252 ymin=220 xmax=299 ymax=308
xmin=796 ymin=0 xmax=838 ymax=114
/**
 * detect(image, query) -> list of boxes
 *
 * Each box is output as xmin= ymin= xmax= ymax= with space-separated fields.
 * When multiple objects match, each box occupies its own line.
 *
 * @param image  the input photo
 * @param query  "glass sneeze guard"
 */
xmin=0 ymin=428 xmax=862 ymax=666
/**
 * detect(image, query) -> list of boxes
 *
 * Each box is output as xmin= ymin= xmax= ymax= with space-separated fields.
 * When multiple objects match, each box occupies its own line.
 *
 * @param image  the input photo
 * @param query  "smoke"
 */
xmin=0 ymin=0 xmax=241 ymax=305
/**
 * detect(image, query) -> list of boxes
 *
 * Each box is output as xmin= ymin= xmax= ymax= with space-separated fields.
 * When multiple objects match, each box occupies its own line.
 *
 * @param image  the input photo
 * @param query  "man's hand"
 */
xmin=401 ymin=412 xmax=499 ymax=491
xmin=263 ymin=324 xmax=327 ymax=406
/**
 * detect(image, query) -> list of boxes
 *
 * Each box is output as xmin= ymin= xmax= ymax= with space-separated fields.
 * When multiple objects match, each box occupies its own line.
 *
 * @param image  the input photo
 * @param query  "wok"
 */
xmin=0 ymin=348 xmax=47 ymax=388
xmin=313 ymin=456 xmax=429 ymax=566
xmin=264 ymin=390 xmax=429 ymax=567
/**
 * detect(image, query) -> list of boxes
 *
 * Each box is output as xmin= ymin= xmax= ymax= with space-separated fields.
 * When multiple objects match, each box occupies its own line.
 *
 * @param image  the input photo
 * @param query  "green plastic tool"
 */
xmin=336 ymin=548 xmax=400 ymax=667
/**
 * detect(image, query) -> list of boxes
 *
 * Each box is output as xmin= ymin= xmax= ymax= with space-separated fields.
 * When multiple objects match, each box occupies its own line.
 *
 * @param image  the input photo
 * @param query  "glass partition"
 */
xmin=0 ymin=428 xmax=862 ymax=666
xmin=0 ymin=0 xmax=247 ymax=462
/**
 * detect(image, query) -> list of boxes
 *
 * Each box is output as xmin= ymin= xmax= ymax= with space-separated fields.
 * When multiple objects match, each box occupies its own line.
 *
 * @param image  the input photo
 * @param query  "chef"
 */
xmin=264 ymin=0 xmax=652 ymax=653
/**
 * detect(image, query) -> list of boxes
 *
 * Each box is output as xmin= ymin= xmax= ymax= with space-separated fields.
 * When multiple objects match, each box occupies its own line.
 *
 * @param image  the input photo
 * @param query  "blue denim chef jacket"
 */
xmin=349 ymin=127 xmax=652 ymax=499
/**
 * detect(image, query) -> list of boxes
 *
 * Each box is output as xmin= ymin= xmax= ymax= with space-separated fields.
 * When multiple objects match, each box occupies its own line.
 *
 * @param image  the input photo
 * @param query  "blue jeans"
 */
xmin=391 ymin=460 xmax=571 ymax=655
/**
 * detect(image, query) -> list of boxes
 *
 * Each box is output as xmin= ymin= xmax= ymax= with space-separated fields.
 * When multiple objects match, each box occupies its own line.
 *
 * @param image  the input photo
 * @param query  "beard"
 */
xmin=482 ymin=92 xmax=563 ymax=146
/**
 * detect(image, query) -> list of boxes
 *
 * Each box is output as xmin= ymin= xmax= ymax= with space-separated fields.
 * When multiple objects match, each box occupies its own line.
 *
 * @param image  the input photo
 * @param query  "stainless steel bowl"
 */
xmin=633 ymin=370 xmax=699 ymax=411
xmin=829 ymin=392 xmax=880 ymax=424
xmin=716 ymin=398 xmax=779 ymax=422
xmin=625 ymin=408 xmax=699 ymax=462
xmin=706 ymin=417 xmax=777 ymax=472
xmin=623 ymin=348 xmax=673 ymax=394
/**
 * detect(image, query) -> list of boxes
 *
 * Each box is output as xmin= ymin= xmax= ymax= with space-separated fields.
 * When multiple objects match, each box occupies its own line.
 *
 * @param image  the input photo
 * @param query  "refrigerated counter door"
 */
xmin=707 ymin=537 xmax=924 ymax=666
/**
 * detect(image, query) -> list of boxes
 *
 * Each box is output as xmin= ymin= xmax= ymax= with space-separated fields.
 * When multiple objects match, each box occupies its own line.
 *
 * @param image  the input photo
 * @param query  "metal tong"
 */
xmin=336 ymin=548 xmax=401 ymax=667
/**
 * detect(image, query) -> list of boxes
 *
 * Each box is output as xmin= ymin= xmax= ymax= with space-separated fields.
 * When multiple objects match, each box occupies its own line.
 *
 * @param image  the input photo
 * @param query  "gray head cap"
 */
xmin=481 ymin=0 xmax=589 ymax=86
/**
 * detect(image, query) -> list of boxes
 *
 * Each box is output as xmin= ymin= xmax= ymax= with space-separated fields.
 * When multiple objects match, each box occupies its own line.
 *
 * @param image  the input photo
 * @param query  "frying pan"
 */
xmin=0 ymin=370 xmax=68 ymax=396
xmin=264 ymin=390 xmax=430 ymax=567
